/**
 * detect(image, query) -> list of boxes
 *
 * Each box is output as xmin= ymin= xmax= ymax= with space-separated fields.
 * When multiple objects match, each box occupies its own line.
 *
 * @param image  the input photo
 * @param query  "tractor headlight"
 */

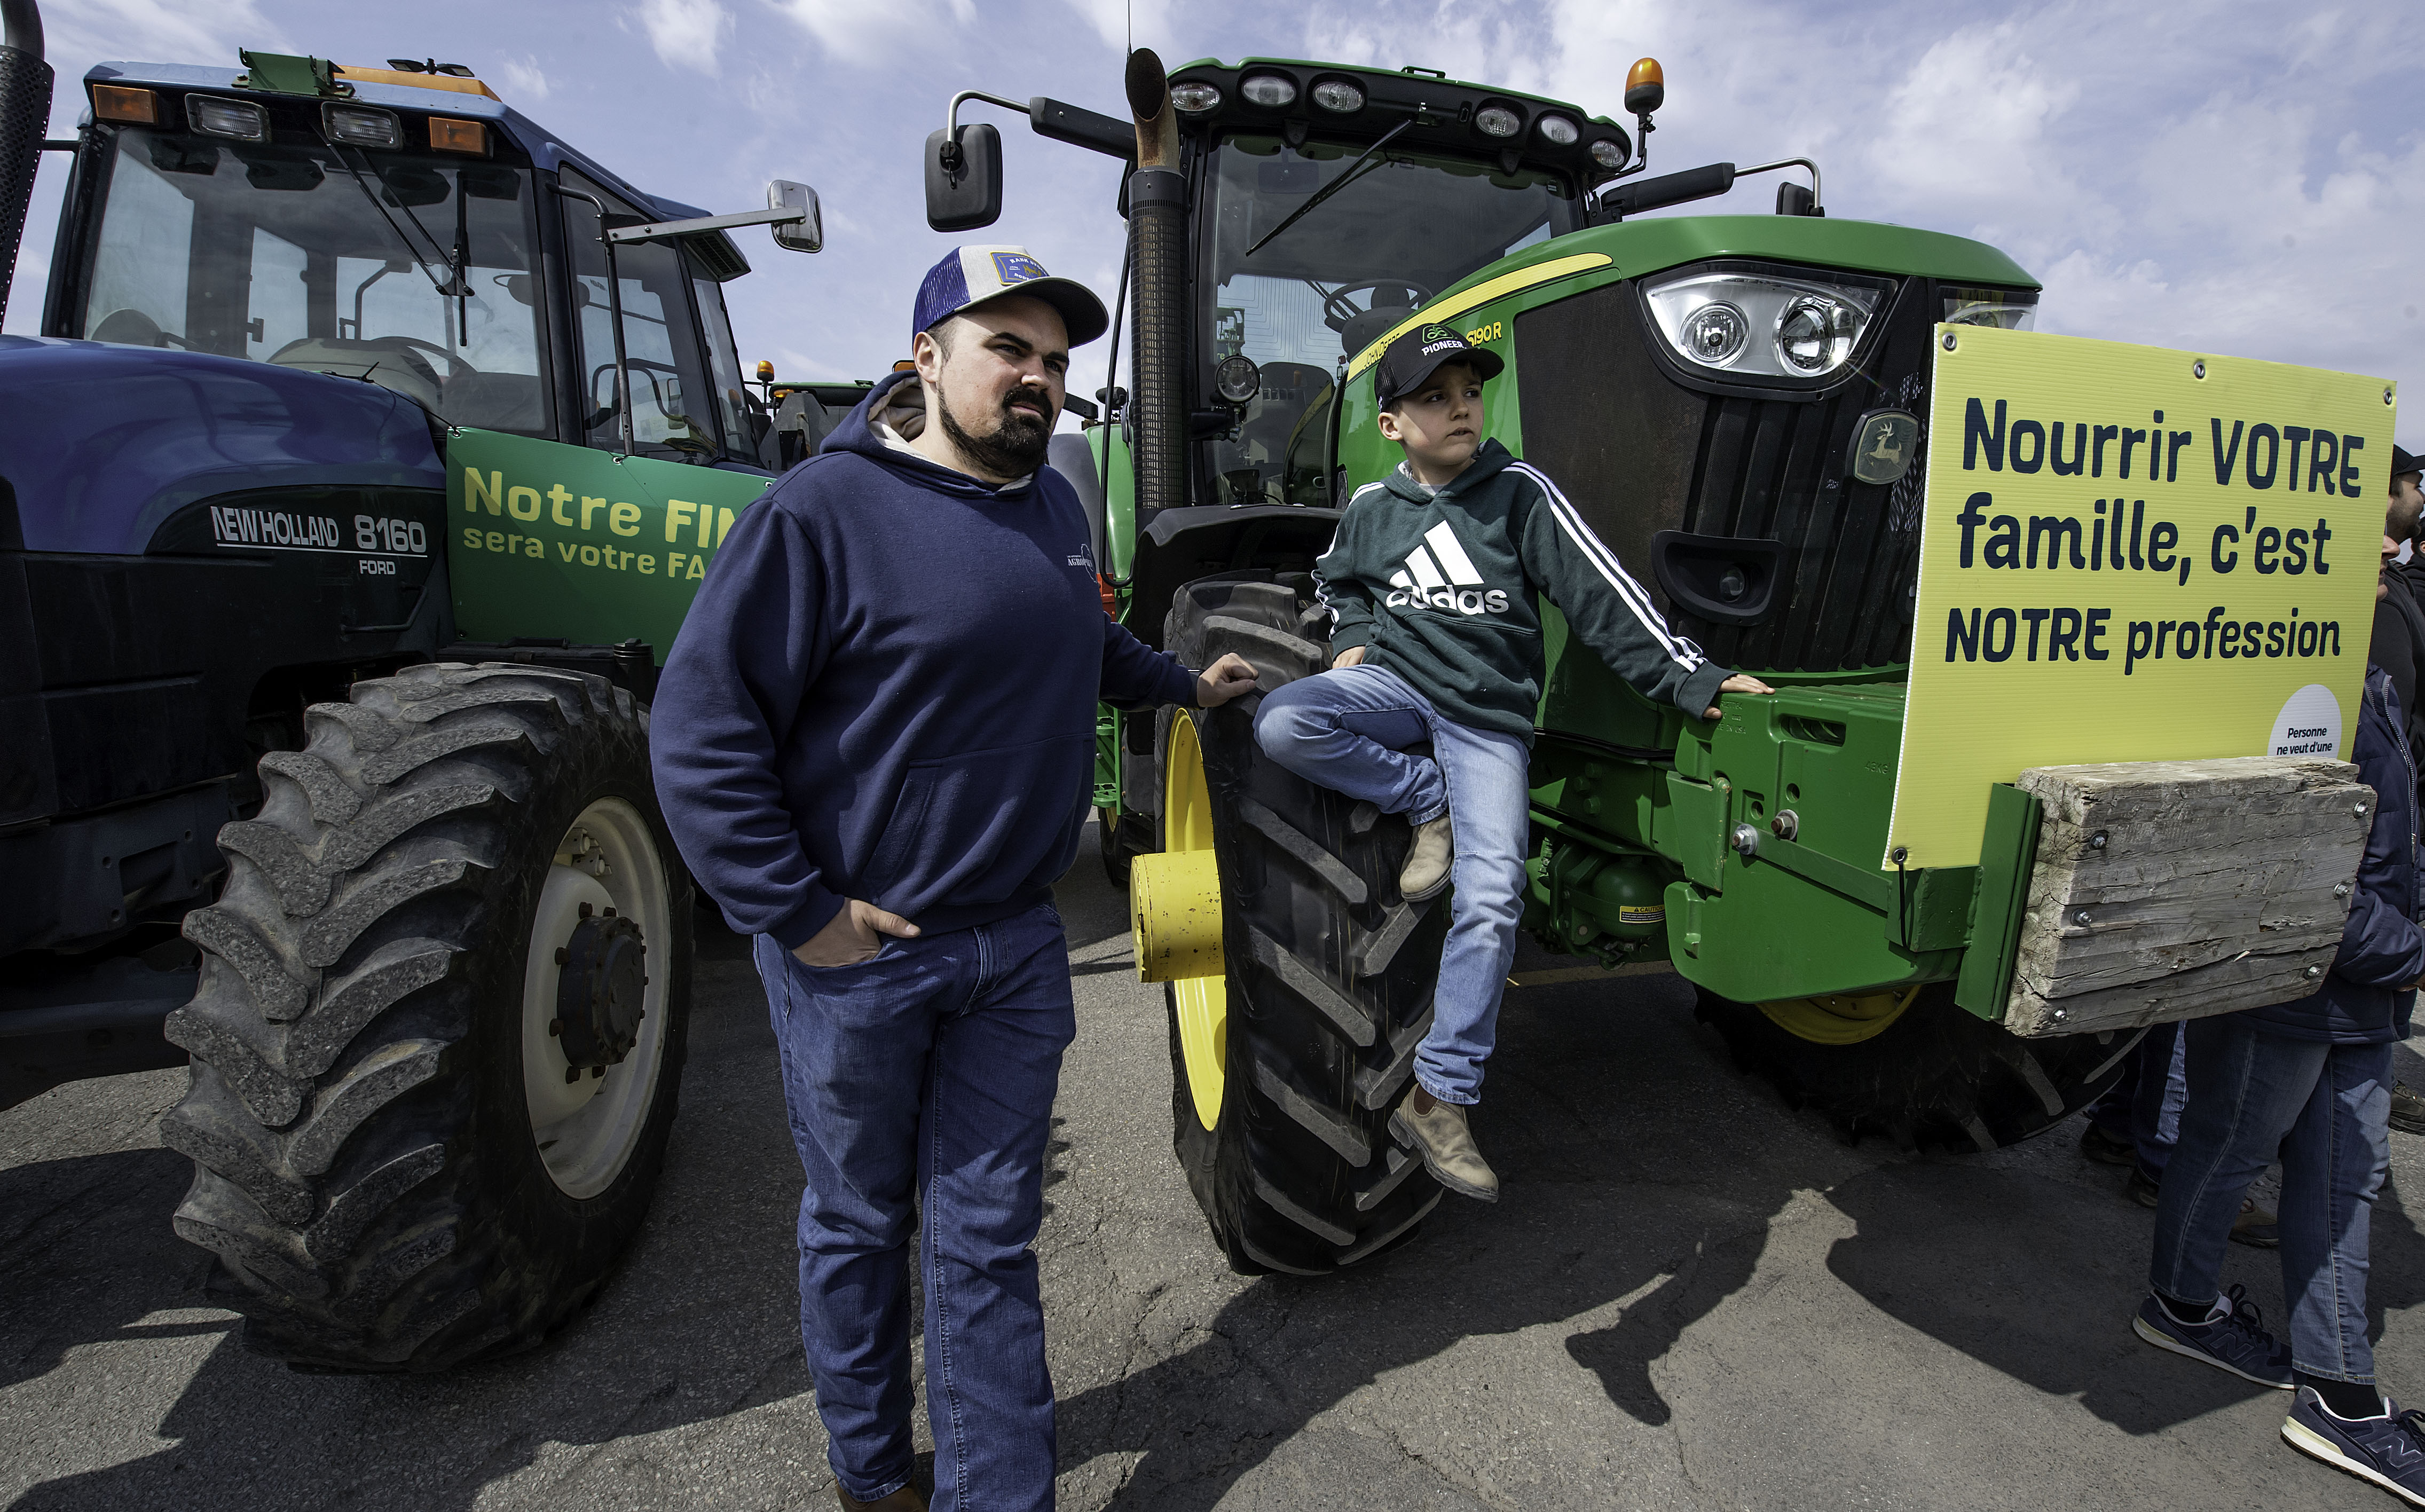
xmin=1644 ymin=268 xmax=1887 ymax=379
xmin=1170 ymin=81 xmax=1222 ymax=114
xmin=323 ymin=103 xmax=402 ymax=149
xmin=1682 ymin=303 xmax=1749 ymax=365
xmin=1214 ymin=355 xmax=1262 ymax=404
xmin=186 ymin=95 xmax=268 ymax=143
xmin=1475 ymin=104 xmax=1522 ymax=138
xmin=1311 ymin=79 xmax=1365 ymax=113
xmin=1589 ymin=138 xmax=1628 ymax=170
xmin=1239 ymin=73 xmax=1297 ymax=108
xmin=1941 ymin=287 xmax=2039 ymax=331
xmin=1536 ymin=114 xmax=1580 ymax=146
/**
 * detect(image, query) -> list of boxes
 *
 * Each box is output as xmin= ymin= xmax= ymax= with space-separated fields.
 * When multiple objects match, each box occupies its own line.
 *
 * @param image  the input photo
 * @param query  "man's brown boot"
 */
xmin=1400 ymin=814 xmax=1454 ymax=900
xmin=836 ymin=1484 xmax=927 ymax=1511
xmin=1389 ymin=1087 xmax=1498 ymax=1201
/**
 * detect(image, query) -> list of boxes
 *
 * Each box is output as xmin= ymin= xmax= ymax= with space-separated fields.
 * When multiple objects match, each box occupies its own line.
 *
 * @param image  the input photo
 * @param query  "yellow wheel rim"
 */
xmin=1163 ymin=714 xmax=1227 ymax=1131
xmin=1758 ymin=986 xmax=1922 ymax=1046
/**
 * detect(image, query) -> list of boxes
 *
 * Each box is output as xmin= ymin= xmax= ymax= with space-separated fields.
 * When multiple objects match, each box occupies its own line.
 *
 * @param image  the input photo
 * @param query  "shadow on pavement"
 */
xmin=7 ymin=915 xmax=829 ymax=1512
xmin=1823 ymin=1151 xmax=2425 ymax=1436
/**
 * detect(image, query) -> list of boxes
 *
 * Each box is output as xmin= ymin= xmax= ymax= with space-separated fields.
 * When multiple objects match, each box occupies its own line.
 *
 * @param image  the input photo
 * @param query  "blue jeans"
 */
xmin=2150 ymin=1012 xmax=2395 ymax=1383
xmin=752 ymin=901 xmax=1075 ymax=1510
xmin=2089 ymin=1021 xmax=2187 ymax=1178
xmin=1253 ymin=663 xmax=1532 ymax=1105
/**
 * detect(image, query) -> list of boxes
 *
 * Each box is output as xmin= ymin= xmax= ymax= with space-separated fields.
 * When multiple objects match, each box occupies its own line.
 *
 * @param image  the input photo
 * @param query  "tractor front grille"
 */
xmin=1515 ymin=271 xmax=1943 ymax=674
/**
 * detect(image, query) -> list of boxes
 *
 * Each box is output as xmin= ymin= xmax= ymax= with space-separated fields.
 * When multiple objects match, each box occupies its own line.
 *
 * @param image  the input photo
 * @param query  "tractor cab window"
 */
xmin=79 ymin=127 xmax=550 ymax=434
xmin=1204 ymin=135 xmax=1577 ymax=506
xmin=557 ymin=170 xmax=722 ymax=462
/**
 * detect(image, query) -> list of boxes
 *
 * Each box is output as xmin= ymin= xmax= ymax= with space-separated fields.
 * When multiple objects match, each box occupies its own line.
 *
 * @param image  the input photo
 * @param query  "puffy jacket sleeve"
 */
xmin=651 ymin=498 xmax=845 ymax=951
xmin=1314 ymin=489 xmax=1379 ymax=655
xmin=1510 ymin=463 xmax=1730 ymax=716
xmin=1100 ymin=617 xmax=1198 ymax=711
xmin=2333 ymin=682 xmax=2425 ymax=990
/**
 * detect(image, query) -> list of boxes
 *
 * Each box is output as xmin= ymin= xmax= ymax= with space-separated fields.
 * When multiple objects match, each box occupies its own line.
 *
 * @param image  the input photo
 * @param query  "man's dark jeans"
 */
xmin=753 ymin=901 xmax=1075 ymax=1510
xmin=2090 ymin=1021 xmax=2187 ymax=1178
xmin=2151 ymin=1012 xmax=2395 ymax=1384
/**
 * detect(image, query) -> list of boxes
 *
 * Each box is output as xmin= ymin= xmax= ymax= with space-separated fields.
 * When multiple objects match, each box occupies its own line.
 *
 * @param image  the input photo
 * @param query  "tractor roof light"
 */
xmin=428 ymin=116 xmax=490 ymax=156
xmin=1536 ymin=114 xmax=1580 ymax=147
xmin=322 ymin=103 xmax=402 ymax=149
xmin=1589 ymin=138 xmax=1628 ymax=170
xmin=1474 ymin=104 xmax=1522 ymax=139
xmin=1239 ymin=72 xmax=1297 ymax=108
xmin=186 ymin=95 xmax=269 ymax=143
xmin=1170 ymin=81 xmax=1223 ymax=115
xmin=91 ymin=85 xmax=158 ymax=124
xmin=1310 ymin=78 xmax=1365 ymax=114
xmin=1624 ymin=58 xmax=1666 ymax=115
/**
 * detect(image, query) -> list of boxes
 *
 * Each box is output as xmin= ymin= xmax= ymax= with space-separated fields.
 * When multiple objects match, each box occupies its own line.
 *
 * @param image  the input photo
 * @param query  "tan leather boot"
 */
xmin=1389 ymin=1088 xmax=1498 ymax=1201
xmin=1400 ymin=814 xmax=1454 ymax=900
xmin=835 ymin=1482 xmax=927 ymax=1511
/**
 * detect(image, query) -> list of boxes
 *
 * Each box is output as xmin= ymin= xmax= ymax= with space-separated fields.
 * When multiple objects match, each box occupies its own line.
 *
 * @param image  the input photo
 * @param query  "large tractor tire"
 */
xmin=1149 ymin=577 xmax=1450 ymax=1275
xmin=160 ymin=663 xmax=691 ymax=1371
xmin=1694 ymin=983 xmax=2141 ymax=1152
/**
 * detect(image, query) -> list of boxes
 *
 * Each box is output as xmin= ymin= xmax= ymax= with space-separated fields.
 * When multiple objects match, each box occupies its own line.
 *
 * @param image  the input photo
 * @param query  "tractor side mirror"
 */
xmin=767 ymin=180 xmax=822 ymax=253
xmin=925 ymin=123 xmax=1003 ymax=232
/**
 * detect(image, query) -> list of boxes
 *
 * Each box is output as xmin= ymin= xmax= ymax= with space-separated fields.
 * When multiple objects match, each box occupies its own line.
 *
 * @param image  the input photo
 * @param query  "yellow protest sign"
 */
xmin=1886 ymin=327 xmax=2396 ymax=869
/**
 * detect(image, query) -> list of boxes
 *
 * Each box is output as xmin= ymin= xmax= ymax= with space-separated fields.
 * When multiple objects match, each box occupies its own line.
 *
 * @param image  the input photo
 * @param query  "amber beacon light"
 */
xmin=1624 ymin=58 xmax=1665 ymax=115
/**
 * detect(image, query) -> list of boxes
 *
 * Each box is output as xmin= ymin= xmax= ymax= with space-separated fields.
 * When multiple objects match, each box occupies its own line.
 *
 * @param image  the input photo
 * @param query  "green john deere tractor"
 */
xmin=928 ymin=50 xmax=2196 ymax=1275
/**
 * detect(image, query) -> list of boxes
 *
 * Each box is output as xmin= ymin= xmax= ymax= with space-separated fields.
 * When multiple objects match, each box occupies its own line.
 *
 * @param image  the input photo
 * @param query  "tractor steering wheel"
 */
xmin=1319 ymin=278 xmax=1436 ymax=333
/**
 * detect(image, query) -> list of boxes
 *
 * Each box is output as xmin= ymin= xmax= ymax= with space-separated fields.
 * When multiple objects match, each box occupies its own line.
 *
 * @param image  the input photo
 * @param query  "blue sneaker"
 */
xmin=2281 ymin=1387 xmax=2425 ymax=1506
xmin=2131 ymin=1285 xmax=2294 ymax=1388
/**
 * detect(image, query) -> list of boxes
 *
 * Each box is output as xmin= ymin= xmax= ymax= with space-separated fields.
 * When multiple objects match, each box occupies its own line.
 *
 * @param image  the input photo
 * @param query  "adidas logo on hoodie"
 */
xmin=1385 ymin=521 xmax=1510 ymax=616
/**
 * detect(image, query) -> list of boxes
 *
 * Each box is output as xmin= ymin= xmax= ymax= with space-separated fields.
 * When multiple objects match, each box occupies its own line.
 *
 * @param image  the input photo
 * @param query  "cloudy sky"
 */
xmin=5 ymin=0 xmax=2417 ymax=450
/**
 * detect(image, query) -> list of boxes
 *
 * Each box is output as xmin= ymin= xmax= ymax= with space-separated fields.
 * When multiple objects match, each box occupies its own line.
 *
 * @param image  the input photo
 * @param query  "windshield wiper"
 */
xmin=1245 ymin=119 xmax=1412 ymax=258
xmin=320 ymin=137 xmax=467 ymax=301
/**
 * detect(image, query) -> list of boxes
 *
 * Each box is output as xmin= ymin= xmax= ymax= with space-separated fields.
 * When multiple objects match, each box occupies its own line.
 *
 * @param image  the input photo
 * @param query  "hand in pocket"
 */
xmin=793 ymin=900 xmax=921 ymax=967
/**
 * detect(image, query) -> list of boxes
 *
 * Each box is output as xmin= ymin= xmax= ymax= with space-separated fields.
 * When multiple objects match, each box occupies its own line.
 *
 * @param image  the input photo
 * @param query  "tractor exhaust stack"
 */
xmin=1124 ymin=49 xmax=1187 ymax=522
xmin=0 ymin=0 xmax=50 ymax=326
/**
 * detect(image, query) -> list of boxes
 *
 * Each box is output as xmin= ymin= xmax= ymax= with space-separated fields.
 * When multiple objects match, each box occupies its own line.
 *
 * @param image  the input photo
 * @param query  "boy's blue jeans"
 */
xmin=2149 ymin=1011 xmax=2394 ymax=1384
xmin=751 ymin=901 xmax=1074 ymax=1511
xmin=1253 ymin=663 xmax=1531 ymax=1105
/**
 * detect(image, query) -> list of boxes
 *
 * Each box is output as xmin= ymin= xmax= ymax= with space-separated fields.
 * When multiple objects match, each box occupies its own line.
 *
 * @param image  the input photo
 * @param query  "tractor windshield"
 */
xmin=77 ymin=128 xmax=550 ymax=435
xmin=1204 ymin=133 xmax=1579 ymax=506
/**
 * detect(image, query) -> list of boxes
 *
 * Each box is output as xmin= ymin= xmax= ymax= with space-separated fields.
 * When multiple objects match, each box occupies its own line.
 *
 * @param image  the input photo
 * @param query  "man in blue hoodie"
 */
xmin=2132 ymin=534 xmax=2425 ymax=1505
xmin=654 ymin=246 xmax=1254 ymax=1512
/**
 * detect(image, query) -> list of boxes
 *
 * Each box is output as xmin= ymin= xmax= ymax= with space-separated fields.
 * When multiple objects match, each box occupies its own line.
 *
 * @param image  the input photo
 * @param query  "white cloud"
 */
xmin=493 ymin=54 xmax=553 ymax=100
xmin=764 ymin=0 xmax=977 ymax=66
xmin=635 ymin=0 xmax=731 ymax=76
xmin=38 ymin=0 xmax=283 ymax=84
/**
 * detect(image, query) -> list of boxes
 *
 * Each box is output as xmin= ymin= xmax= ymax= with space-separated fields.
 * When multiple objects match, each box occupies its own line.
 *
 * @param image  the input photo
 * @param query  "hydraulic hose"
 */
xmin=1124 ymin=49 xmax=1187 ymax=522
xmin=0 ymin=0 xmax=52 ymax=326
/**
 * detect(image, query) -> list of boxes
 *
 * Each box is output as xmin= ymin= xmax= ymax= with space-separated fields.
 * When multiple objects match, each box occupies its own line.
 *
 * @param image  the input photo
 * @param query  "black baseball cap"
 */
xmin=2395 ymin=444 xmax=2420 ymax=479
xmin=1374 ymin=321 xmax=1505 ymax=410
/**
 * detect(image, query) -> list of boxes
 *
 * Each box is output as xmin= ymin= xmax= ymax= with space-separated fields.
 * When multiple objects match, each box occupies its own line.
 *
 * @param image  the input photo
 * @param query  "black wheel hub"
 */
xmin=554 ymin=903 xmax=647 ymax=1069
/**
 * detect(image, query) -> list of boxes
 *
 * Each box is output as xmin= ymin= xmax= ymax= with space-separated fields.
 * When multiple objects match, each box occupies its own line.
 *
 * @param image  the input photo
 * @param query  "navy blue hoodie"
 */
xmin=652 ymin=372 xmax=1196 ymax=947
xmin=2246 ymin=664 xmax=2424 ymax=1044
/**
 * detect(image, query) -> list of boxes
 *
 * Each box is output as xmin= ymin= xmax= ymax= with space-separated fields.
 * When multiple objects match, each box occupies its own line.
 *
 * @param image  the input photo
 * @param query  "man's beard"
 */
xmin=937 ymin=385 xmax=1052 ymax=478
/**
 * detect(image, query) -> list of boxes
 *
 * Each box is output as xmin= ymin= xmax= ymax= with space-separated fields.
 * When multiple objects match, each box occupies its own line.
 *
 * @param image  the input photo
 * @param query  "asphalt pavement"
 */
xmin=6 ymin=820 xmax=2424 ymax=1510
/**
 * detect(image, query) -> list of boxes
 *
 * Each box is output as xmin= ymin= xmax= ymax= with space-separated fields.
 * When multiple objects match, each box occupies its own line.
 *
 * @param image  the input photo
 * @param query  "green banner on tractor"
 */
xmin=1888 ymin=327 xmax=2396 ymax=869
xmin=445 ymin=428 xmax=775 ymax=663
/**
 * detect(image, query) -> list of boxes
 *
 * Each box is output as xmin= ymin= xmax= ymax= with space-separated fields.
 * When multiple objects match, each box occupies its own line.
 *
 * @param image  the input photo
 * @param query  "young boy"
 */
xmin=1254 ymin=323 xmax=1770 ymax=1200
xmin=2132 ymin=535 xmax=2425 ymax=1505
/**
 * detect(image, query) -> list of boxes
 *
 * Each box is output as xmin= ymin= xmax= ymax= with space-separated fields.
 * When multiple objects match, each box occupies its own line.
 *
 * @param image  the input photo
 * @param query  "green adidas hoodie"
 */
xmin=1316 ymin=438 xmax=1731 ymax=742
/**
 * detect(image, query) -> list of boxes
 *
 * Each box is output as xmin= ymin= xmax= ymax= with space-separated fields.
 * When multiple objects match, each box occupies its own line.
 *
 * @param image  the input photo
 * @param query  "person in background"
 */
xmin=2132 ymin=532 xmax=2425 ymax=1504
xmin=2380 ymin=444 xmax=2425 ymax=1138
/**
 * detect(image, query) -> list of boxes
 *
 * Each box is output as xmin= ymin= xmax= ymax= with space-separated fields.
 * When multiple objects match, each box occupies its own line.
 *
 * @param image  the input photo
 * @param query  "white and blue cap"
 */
xmin=912 ymin=245 xmax=1110 ymax=349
